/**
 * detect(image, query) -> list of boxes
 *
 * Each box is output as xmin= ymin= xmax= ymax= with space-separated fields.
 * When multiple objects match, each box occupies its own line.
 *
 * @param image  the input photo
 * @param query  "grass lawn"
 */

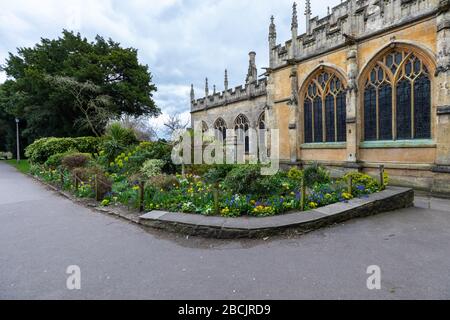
xmin=4 ymin=159 xmax=31 ymax=174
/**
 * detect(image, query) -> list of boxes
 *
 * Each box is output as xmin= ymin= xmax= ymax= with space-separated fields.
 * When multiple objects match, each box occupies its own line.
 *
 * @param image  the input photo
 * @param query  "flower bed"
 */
xmin=30 ymin=161 xmax=388 ymax=218
xmin=25 ymin=127 xmax=389 ymax=219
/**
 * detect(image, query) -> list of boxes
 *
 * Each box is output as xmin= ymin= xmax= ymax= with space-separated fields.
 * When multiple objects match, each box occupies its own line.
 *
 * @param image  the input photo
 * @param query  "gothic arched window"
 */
xmin=235 ymin=114 xmax=250 ymax=153
xmin=258 ymin=112 xmax=269 ymax=157
xmin=303 ymin=71 xmax=347 ymax=143
xmin=202 ymin=121 xmax=209 ymax=133
xmin=259 ymin=112 xmax=266 ymax=130
xmin=363 ymin=49 xmax=431 ymax=141
xmin=214 ymin=118 xmax=227 ymax=141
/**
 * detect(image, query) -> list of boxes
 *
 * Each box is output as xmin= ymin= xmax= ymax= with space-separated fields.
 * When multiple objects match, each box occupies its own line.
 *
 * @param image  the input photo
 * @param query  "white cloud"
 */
xmin=0 ymin=0 xmax=339 ymax=129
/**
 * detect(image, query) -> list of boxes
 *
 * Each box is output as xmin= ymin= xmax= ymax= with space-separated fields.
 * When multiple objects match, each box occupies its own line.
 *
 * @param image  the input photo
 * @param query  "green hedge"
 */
xmin=25 ymin=137 xmax=101 ymax=164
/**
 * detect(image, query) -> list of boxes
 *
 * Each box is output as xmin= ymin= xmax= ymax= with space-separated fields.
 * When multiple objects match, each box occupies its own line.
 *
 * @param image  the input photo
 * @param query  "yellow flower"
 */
xmin=309 ymin=202 xmax=318 ymax=209
xmin=221 ymin=207 xmax=230 ymax=215
xmin=342 ymin=193 xmax=353 ymax=200
xmin=132 ymin=186 xmax=140 ymax=191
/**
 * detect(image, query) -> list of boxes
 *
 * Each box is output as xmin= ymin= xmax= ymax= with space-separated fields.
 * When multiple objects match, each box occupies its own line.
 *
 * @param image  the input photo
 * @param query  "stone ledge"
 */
xmin=23 ymin=171 xmax=414 ymax=239
xmin=139 ymin=186 xmax=414 ymax=239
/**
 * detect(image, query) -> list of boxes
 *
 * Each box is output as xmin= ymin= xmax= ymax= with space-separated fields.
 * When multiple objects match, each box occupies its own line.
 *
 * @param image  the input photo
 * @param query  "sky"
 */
xmin=0 ymin=0 xmax=338 ymax=135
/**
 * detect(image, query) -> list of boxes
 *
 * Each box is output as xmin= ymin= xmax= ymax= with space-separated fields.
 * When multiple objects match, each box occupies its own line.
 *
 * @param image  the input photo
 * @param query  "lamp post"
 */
xmin=15 ymin=118 xmax=20 ymax=163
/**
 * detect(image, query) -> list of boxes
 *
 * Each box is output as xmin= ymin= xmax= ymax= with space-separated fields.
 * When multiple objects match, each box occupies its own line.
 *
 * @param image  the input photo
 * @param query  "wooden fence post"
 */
xmin=213 ymin=184 xmax=220 ymax=215
xmin=300 ymin=177 xmax=306 ymax=212
xmin=74 ymin=173 xmax=79 ymax=191
xmin=379 ymin=165 xmax=385 ymax=190
xmin=60 ymin=170 xmax=64 ymax=189
xmin=138 ymin=181 xmax=145 ymax=212
xmin=348 ymin=176 xmax=353 ymax=195
xmin=94 ymin=174 xmax=100 ymax=201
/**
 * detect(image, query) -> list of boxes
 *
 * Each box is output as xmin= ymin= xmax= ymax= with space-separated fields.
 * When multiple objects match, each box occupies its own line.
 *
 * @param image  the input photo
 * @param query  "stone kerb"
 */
xmin=139 ymin=186 xmax=414 ymax=239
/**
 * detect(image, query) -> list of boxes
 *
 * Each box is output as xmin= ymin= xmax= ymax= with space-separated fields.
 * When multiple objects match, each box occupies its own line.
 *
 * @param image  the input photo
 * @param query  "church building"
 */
xmin=190 ymin=0 xmax=450 ymax=195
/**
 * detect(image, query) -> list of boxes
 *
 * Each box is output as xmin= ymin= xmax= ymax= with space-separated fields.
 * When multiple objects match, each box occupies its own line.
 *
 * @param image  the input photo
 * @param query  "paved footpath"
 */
xmin=1 ymin=161 xmax=450 ymax=300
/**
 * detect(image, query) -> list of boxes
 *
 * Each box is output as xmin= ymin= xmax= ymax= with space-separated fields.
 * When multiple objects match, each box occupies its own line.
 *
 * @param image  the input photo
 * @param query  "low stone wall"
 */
xmin=25 ymin=171 xmax=414 ymax=239
xmin=139 ymin=186 xmax=414 ymax=239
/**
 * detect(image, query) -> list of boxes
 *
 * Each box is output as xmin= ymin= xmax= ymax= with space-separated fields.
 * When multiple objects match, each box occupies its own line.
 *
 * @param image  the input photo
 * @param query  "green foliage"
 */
xmin=72 ymin=166 xmax=112 ymax=199
xmin=222 ymin=165 xmax=262 ymax=194
xmin=100 ymin=122 xmax=138 ymax=162
xmin=106 ymin=141 xmax=176 ymax=175
xmin=147 ymin=174 xmax=179 ymax=191
xmin=45 ymin=151 xmax=75 ymax=168
xmin=343 ymin=172 xmax=381 ymax=196
xmin=258 ymin=172 xmax=294 ymax=196
xmin=140 ymin=159 xmax=165 ymax=178
xmin=303 ymin=163 xmax=331 ymax=188
xmin=73 ymin=137 xmax=101 ymax=154
xmin=203 ymin=165 xmax=234 ymax=186
xmin=287 ymin=167 xmax=303 ymax=182
xmin=25 ymin=136 xmax=100 ymax=164
xmin=0 ymin=30 xmax=159 ymax=150
xmin=5 ymin=160 xmax=31 ymax=174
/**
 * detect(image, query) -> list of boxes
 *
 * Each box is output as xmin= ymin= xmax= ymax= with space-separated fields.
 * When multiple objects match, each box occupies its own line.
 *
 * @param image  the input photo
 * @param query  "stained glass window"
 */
xmin=235 ymin=114 xmax=250 ymax=153
xmin=303 ymin=71 xmax=347 ymax=143
xmin=363 ymin=50 xmax=431 ymax=141
xmin=258 ymin=112 xmax=270 ymax=157
xmin=214 ymin=118 xmax=227 ymax=141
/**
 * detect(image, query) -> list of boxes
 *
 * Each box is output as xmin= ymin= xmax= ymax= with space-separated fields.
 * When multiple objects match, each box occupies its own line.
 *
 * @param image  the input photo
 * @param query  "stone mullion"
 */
xmin=411 ymin=79 xmax=415 ymax=139
xmin=346 ymin=46 xmax=359 ymax=165
xmin=321 ymin=95 xmax=326 ymax=143
xmin=432 ymin=1 xmax=450 ymax=194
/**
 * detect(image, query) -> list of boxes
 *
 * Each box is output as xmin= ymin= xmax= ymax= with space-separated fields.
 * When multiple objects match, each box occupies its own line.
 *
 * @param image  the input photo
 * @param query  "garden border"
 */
xmin=139 ymin=186 xmax=414 ymax=239
xmin=24 ymin=170 xmax=413 ymax=239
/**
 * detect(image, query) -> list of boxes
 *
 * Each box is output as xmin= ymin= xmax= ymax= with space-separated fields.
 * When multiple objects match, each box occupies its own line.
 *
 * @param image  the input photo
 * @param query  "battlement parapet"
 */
xmin=270 ymin=0 xmax=440 ymax=69
xmin=191 ymin=78 xmax=267 ymax=112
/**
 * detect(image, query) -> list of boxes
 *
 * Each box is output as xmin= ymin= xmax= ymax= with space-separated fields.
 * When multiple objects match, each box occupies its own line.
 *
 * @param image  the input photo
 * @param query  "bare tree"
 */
xmin=164 ymin=113 xmax=189 ymax=140
xmin=118 ymin=115 xmax=158 ymax=141
xmin=46 ymin=76 xmax=114 ymax=137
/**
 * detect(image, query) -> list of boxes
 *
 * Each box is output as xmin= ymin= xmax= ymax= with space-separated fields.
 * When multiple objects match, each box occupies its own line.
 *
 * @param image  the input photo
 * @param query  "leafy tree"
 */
xmin=0 ymin=30 xmax=160 ymax=153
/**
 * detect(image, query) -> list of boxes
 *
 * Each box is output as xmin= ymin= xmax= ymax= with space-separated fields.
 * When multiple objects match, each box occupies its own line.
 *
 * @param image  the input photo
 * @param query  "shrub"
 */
xmin=44 ymin=151 xmax=76 ymax=168
xmin=287 ymin=167 xmax=303 ymax=183
xmin=129 ymin=141 xmax=175 ymax=174
xmin=203 ymin=165 xmax=234 ymax=186
xmin=258 ymin=171 xmax=293 ymax=196
xmin=72 ymin=166 xmax=112 ymax=199
xmin=73 ymin=137 xmax=101 ymax=154
xmin=222 ymin=165 xmax=262 ymax=195
xmin=147 ymin=174 xmax=179 ymax=191
xmin=107 ymin=141 xmax=176 ymax=175
xmin=61 ymin=153 xmax=92 ymax=170
xmin=343 ymin=172 xmax=380 ymax=196
xmin=0 ymin=152 xmax=13 ymax=160
xmin=101 ymin=123 xmax=139 ymax=162
xmin=140 ymin=159 xmax=166 ymax=178
xmin=25 ymin=137 xmax=100 ymax=164
xmin=303 ymin=163 xmax=330 ymax=188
